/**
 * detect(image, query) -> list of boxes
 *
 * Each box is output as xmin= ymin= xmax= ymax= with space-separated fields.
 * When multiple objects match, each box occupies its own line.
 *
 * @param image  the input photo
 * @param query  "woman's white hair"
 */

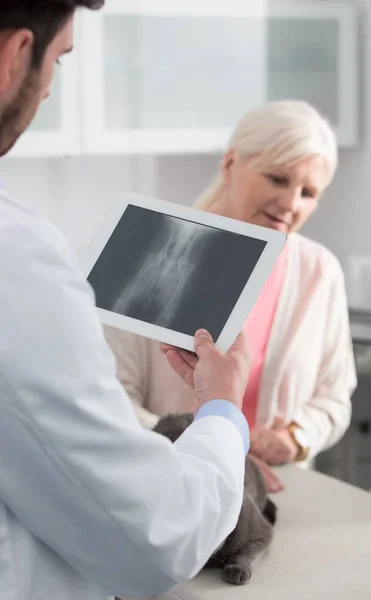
xmin=195 ymin=100 xmax=338 ymax=210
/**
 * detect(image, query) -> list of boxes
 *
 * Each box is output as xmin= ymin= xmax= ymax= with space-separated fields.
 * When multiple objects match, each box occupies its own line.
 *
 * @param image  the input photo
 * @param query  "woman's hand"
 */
xmin=249 ymin=455 xmax=284 ymax=493
xmin=250 ymin=418 xmax=298 ymax=466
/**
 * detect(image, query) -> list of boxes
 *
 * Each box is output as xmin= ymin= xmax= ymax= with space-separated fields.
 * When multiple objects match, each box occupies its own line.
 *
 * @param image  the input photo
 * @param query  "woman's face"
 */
xmin=221 ymin=151 xmax=330 ymax=233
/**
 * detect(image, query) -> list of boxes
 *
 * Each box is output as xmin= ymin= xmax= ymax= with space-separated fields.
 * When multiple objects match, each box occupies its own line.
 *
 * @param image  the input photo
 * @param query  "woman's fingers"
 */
xmin=250 ymin=455 xmax=284 ymax=493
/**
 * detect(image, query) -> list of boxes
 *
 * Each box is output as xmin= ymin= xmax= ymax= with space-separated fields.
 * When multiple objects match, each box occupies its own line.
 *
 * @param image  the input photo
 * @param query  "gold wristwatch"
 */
xmin=287 ymin=423 xmax=309 ymax=462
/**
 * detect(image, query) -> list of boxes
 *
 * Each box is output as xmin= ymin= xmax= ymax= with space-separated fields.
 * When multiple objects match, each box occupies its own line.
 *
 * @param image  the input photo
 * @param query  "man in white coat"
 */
xmin=0 ymin=2 xmax=251 ymax=600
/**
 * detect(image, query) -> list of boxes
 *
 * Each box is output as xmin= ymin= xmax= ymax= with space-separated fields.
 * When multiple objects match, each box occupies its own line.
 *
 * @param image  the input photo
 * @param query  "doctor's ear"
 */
xmin=0 ymin=30 xmax=34 ymax=93
xmin=221 ymin=149 xmax=236 ymax=187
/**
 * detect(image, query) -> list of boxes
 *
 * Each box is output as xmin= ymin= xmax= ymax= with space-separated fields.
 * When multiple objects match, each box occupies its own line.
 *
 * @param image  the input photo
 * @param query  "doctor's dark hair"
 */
xmin=0 ymin=0 xmax=104 ymax=68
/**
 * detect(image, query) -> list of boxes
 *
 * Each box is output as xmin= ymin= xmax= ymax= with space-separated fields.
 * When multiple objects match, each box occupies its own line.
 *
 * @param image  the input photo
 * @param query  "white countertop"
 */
xmin=181 ymin=467 xmax=371 ymax=600
xmin=120 ymin=466 xmax=371 ymax=600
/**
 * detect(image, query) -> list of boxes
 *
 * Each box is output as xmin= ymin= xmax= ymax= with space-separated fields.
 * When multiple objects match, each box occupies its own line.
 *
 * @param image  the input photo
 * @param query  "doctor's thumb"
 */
xmin=194 ymin=329 xmax=216 ymax=358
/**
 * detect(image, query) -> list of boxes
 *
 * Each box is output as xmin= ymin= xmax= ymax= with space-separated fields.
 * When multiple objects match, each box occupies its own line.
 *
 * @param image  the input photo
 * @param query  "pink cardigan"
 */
xmin=243 ymin=247 xmax=288 ymax=428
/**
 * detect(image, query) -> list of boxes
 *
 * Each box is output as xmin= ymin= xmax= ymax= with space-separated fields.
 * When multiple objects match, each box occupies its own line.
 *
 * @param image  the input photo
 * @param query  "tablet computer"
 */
xmin=82 ymin=192 xmax=287 ymax=353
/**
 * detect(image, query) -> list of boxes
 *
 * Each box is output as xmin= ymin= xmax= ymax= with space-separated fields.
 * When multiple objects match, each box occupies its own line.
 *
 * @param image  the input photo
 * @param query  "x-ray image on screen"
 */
xmin=113 ymin=215 xmax=215 ymax=328
xmin=88 ymin=205 xmax=267 ymax=339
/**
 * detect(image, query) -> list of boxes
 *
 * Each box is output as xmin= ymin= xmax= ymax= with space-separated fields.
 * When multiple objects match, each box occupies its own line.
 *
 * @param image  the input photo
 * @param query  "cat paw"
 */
xmin=222 ymin=564 xmax=252 ymax=585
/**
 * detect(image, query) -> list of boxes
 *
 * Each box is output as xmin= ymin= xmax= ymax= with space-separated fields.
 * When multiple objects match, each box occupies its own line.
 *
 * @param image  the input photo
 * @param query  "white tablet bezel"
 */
xmin=82 ymin=191 xmax=287 ymax=353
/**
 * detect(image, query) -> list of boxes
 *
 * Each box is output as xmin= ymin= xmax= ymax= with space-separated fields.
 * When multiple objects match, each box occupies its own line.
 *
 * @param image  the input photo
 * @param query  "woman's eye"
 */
xmin=267 ymin=175 xmax=287 ymax=186
xmin=302 ymin=189 xmax=314 ymax=199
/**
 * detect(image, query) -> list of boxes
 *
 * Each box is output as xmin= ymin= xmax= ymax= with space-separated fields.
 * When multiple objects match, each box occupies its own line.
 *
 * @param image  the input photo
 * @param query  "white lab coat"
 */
xmin=0 ymin=191 xmax=246 ymax=600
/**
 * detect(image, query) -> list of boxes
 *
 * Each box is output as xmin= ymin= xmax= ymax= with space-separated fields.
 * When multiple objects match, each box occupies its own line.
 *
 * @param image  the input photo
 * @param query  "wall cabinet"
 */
xmin=268 ymin=1 xmax=358 ymax=147
xmin=9 ymin=0 xmax=359 ymax=157
xmin=80 ymin=0 xmax=268 ymax=154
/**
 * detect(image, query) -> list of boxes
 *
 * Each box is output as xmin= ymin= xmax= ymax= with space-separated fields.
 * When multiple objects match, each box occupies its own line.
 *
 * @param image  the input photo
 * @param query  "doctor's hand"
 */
xmin=160 ymin=329 xmax=250 ymax=411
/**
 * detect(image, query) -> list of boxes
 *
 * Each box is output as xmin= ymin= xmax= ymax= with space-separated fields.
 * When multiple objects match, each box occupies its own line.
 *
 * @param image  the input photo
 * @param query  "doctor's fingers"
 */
xmin=163 ymin=348 xmax=195 ymax=388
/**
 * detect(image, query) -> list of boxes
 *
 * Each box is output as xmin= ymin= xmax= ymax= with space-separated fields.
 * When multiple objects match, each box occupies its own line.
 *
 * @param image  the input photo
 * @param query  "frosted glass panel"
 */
xmin=268 ymin=18 xmax=338 ymax=124
xmin=29 ymin=67 xmax=62 ymax=131
xmin=103 ymin=15 xmax=267 ymax=129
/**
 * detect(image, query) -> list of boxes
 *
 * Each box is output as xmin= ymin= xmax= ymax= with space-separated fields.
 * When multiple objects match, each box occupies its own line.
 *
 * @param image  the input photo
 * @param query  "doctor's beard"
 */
xmin=0 ymin=68 xmax=42 ymax=157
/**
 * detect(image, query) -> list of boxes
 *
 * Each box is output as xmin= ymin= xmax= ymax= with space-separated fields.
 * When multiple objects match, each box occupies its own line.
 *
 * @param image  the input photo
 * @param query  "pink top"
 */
xmin=242 ymin=247 xmax=288 ymax=428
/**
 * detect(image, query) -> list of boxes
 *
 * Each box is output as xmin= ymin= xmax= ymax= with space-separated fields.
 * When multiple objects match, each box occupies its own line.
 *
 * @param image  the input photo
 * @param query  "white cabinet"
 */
xmin=9 ymin=17 xmax=81 ymax=158
xmin=80 ymin=0 xmax=268 ymax=154
xmin=79 ymin=0 xmax=358 ymax=154
xmin=8 ymin=0 xmax=359 ymax=157
xmin=268 ymin=0 xmax=359 ymax=148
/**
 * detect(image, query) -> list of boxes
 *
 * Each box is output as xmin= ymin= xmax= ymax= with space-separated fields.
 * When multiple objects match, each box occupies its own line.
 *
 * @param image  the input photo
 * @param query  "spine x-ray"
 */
xmin=113 ymin=217 xmax=217 ymax=328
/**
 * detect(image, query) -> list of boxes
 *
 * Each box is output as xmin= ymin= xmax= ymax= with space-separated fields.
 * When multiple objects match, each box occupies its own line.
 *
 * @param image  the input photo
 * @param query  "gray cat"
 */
xmin=153 ymin=413 xmax=277 ymax=586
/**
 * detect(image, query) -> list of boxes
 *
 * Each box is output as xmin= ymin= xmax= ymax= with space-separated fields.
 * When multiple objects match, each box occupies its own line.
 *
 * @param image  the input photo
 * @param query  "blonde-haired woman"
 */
xmin=105 ymin=100 xmax=357 ymax=491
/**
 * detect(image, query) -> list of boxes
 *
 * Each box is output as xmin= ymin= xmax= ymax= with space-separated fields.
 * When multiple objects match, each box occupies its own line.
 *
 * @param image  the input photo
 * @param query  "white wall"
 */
xmin=0 ymin=0 xmax=370 ymax=277
xmin=0 ymin=155 xmax=157 ymax=256
xmin=0 ymin=154 xmax=222 ymax=259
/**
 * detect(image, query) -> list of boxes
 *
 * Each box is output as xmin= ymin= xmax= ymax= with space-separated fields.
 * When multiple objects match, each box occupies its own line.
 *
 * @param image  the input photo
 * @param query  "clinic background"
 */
xmin=1 ymin=0 xmax=371 ymax=488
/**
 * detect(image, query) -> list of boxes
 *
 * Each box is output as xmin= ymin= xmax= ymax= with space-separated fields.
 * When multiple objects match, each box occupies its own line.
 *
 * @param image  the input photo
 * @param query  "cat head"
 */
xmin=153 ymin=413 xmax=194 ymax=442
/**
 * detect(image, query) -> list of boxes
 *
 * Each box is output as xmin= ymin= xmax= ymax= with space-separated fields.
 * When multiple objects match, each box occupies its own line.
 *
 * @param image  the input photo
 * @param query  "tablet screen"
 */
xmin=88 ymin=204 xmax=266 ymax=339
